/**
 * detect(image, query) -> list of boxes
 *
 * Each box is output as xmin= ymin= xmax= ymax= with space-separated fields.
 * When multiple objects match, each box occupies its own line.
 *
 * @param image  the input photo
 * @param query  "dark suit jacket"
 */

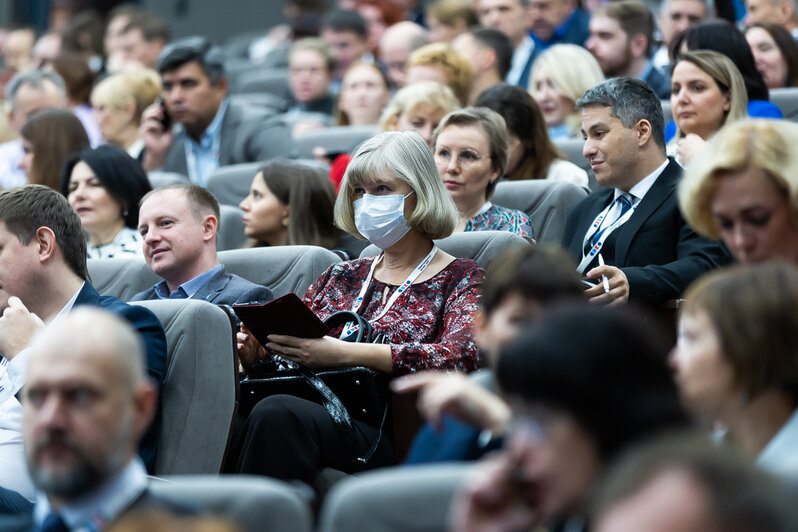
xmin=643 ymin=64 xmax=672 ymax=100
xmin=561 ymin=159 xmax=732 ymax=304
xmin=509 ymin=44 xmax=539 ymax=88
xmin=74 ymin=282 xmax=168 ymax=473
xmin=130 ymin=266 xmax=274 ymax=307
xmin=160 ymin=100 xmax=296 ymax=178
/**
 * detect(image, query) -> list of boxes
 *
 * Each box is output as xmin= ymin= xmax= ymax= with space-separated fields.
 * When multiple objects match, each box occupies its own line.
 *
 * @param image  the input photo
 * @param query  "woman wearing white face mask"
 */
xmin=235 ymin=131 xmax=484 ymax=482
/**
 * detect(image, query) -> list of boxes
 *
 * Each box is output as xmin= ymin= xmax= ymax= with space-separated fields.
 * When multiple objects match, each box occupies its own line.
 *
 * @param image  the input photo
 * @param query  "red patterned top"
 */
xmin=303 ymin=257 xmax=484 ymax=376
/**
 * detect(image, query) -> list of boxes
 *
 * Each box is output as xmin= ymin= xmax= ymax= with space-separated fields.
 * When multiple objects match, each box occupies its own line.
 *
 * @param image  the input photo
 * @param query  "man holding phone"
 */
xmin=140 ymin=36 xmax=295 ymax=186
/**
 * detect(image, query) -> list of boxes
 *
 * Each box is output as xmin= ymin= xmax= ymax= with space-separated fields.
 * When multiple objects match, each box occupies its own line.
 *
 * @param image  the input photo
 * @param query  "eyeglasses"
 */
xmin=434 ymin=147 xmax=491 ymax=169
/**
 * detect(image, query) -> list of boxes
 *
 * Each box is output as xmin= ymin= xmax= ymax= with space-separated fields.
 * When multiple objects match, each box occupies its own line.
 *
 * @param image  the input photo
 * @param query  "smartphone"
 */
xmin=158 ymin=98 xmax=172 ymax=132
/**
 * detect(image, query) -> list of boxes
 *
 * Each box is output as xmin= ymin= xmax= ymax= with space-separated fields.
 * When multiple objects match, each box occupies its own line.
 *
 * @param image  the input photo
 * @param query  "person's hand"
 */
xmin=391 ymin=372 xmax=511 ymax=433
xmin=266 ymin=334 xmax=349 ymax=368
xmin=237 ymin=322 xmax=269 ymax=371
xmin=0 ymin=297 xmax=44 ymax=359
xmin=676 ymin=133 xmax=706 ymax=165
xmin=139 ymin=102 xmax=173 ymax=171
xmin=449 ymin=452 xmax=540 ymax=532
xmin=584 ymin=265 xmax=629 ymax=307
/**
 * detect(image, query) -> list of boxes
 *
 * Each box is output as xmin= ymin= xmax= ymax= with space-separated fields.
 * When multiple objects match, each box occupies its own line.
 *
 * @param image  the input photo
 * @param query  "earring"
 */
xmin=122 ymin=209 xmax=129 ymax=217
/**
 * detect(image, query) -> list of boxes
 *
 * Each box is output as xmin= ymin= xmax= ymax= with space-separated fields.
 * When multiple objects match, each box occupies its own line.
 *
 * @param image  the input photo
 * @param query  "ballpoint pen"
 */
xmin=598 ymin=253 xmax=610 ymax=294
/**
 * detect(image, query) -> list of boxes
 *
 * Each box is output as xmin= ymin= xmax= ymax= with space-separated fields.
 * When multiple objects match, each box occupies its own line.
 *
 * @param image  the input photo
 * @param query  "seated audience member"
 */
xmin=530 ymin=44 xmax=605 ymax=141
xmin=91 ymin=68 xmax=162 ymax=160
xmin=239 ymin=160 xmax=340 ymax=249
xmin=671 ymin=263 xmax=798 ymax=481
xmin=132 ymin=185 xmax=273 ymax=305
xmin=405 ymin=43 xmax=474 ymax=105
xmin=0 ymin=185 xmax=167 ymax=506
xmin=59 ymin=11 xmax=104 ymax=67
xmin=378 ymin=21 xmax=429 ymax=88
xmin=743 ymin=0 xmax=798 ymax=39
xmin=593 ymin=436 xmax=798 ymax=532
xmin=474 ymin=0 xmax=536 ymax=87
xmin=321 ymin=10 xmax=371 ymax=88
xmin=31 ymin=31 xmax=62 ymax=70
xmin=0 ymin=70 xmax=66 ymax=189
xmin=561 ymin=78 xmax=731 ymax=306
xmin=2 ymin=27 xmax=35 ymax=76
xmin=587 ymin=1 xmax=672 ymax=99
xmin=746 ymin=22 xmax=798 ymax=88
xmin=396 ymin=244 xmax=585 ymax=464
xmin=433 ymin=107 xmax=534 ymax=237
xmin=653 ymin=0 xmax=708 ymax=70
xmin=449 ymin=304 xmax=688 ymax=532
xmin=335 ymin=62 xmax=391 ymax=126
xmin=118 ymin=12 xmax=170 ymax=70
xmin=234 ymin=131 xmax=483 ymax=482
xmin=287 ymin=38 xmax=336 ymax=117
xmin=62 ymin=146 xmax=151 ymax=259
xmin=140 ymin=37 xmax=294 ymax=186
xmin=669 ymin=51 xmax=748 ymax=165
xmin=0 ymin=309 xmax=184 ymax=530
xmin=526 ymin=0 xmax=591 ymax=51
xmin=476 ymin=83 xmax=588 ymax=187
xmin=104 ymin=4 xmax=147 ymax=73
xmin=357 ymin=0 xmax=403 ymax=57
xmin=49 ymin=52 xmax=103 ymax=146
xmin=426 ymin=0 xmax=477 ymax=44
xmin=379 ymin=81 xmax=461 ymax=146
xmin=451 ymin=28 xmax=514 ymax=104
xmin=18 ymin=108 xmax=90 ymax=190
xmin=680 ymin=119 xmax=798 ymax=265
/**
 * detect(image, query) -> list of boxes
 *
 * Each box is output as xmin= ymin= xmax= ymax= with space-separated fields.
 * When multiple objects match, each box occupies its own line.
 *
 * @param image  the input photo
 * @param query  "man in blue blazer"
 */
xmin=131 ymin=185 xmax=273 ymax=307
xmin=561 ymin=78 xmax=731 ymax=306
xmin=0 ymin=185 xmax=167 ymax=510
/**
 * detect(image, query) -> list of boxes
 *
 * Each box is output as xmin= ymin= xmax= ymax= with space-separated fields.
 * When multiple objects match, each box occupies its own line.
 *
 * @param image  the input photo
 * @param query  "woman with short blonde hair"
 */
xmin=406 ymin=43 xmax=473 ymax=105
xmin=379 ymin=81 xmax=461 ymax=146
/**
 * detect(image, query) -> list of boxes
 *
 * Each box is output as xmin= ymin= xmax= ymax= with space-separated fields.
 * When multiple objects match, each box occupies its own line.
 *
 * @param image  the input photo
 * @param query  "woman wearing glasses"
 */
xmin=432 ymin=107 xmax=533 ymax=238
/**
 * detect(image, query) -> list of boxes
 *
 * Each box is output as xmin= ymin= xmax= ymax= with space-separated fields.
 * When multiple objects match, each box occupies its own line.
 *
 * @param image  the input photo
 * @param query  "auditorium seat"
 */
xmin=132 ymin=299 xmax=237 ymax=475
xmin=554 ymin=138 xmax=597 ymax=191
xmin=294 ymin=125 xmax=378 ymax=159
xmin=217 ymin=204 xmax=248 ymax=251
xmin=661 ymin=99 xmax=673 ymax=124
xmin=147 ymin=170 xmax=189 ymax=189
xmin=232 ymin=68 xmax=291 ymax=100
xmin=206 ymin=160 xmax=330 ymax=207
xmin=229 ymin=92 xmax=288 ymax=113
xmin=88 ymin=257 xmax=158 ymax=301
xmin=770 ymin=87 xmax=798 ymax=121
xmin=492 ymin=180 xmax=589 ymax=244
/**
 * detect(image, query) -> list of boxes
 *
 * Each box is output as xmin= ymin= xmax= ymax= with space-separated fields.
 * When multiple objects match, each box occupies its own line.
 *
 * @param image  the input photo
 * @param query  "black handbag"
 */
xmin=240 ymin=311 xmax=390 ymax=466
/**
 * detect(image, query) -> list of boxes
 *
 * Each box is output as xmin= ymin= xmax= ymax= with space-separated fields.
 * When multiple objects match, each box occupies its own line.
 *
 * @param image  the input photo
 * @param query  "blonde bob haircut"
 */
xmin=670 ymin=50 xmax=748 ymax=142
xmin=378 ymin=81 xmax=461 ymax=132
xmin=335 ymin=131 xmax=459 ymax=240
xmin=679 ymin=119 xmax=798 ymax=239
xmin=530 ymin=44 xmax=605 ymax=137
xmin=431 ymin=106 xmax=509 ymax=200
xmin=407 ymin=43 xmax=473 ymax=105
xmin=91 ymin=68 xmax=162 ymax=126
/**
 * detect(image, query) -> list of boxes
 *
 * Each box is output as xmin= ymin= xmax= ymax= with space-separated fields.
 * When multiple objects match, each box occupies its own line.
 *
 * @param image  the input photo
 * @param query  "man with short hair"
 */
xmin=452 ymin=28 xmax=514 ymax=104
xmin=118 ymin=12 xmax=171 ymax=70
xmin=527 ymin=0 xmax=591 ymax=50
xmin=475 ymin=0 xmax=538 ymax=87
xmin=141 ymin=36 xmax=294 ymax=185
xmin=0 ymin=185 xmax=167 ymax=510
xmin=561 ymin=77 xmax=730 ymax=306
xmin=0 ymin=309 xmax=187 ymax=530
xmin=744 ymin=0 xmax=798 ymax=39
xmin=0 ymin=70 xmax=66 ymax=189
xmin=287 ymin=38 xmax=336 ymax=115
xmin=378 ymin=21 xmax=429 ymax=88
xmin=131 ymin=185 xmax=273 ymax=306
xmin=320 ymin=10 xmax=371 ymax=88
xmin=586 ymin=1 xmax=672 ymax=99
xmin=654 ymin=0 xmax=707 ymax=69
xmin=104 ymin=4 xmax=146 ymax=72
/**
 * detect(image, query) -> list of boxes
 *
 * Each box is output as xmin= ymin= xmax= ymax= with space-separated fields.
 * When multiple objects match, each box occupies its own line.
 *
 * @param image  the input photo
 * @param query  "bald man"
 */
xmin=379 ymin=21 xmax=430 ymax=87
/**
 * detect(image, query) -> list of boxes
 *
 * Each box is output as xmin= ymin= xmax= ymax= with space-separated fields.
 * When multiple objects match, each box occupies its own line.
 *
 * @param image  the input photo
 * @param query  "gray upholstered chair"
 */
xmin=132 ymin=299 xmax=237 ymax=475
xmin=294 ymin=125 xmax=377 ymax=159
xmin=147 ymin=171 xmax=189 ymax=189
xmin=661 ymin=99 xmax=673 ymax=125
xmin=317 ymin=463 xmax=474 ymax=532
xmin=217 ymin=204 xmax=248 ymax=251
xmin=492 ymin=180 xmax=589 ymax=244
xmin=150 ymin=475 xmax=313 ymax=532
xmin=218 ymin=245 xmax=341 ymax=297
xmin=770 ymin=87 xmax=798 ymax=121
xmin=88 ymin=257 xmax=158 ymax=301
xmin=360 ymin=231 xmax=531 ymax=269
xmin=232 ymin=68 xmax=291 ymax=99
xmin=554 ymin=138 xmax=597 ymax=191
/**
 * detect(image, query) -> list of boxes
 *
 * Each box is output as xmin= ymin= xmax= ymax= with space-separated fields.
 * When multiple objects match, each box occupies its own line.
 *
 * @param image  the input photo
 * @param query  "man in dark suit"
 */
xmin=561 ymin=77 xmax=730 ymax=306
xmin=131 ymin=185 xmax=273 ymax=306
xmin=0 ymin=308 xmax=188 ymax=530
xmin=140 ymin=36 xmax=295 ymax=186
xmin=475 ymin=0 xmax=539 ymax=88
xmin=0 ymin=185 xmax=167 ymax=511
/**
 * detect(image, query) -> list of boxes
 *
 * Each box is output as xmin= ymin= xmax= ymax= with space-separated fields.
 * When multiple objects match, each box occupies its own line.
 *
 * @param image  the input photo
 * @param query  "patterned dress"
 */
xmin=86 ymin=227 xmax=144 ymax=259
xmin=302 ymin=257 xmax=484 ymax=376
xmin=464 ymin=203 xmax=534 ymax=239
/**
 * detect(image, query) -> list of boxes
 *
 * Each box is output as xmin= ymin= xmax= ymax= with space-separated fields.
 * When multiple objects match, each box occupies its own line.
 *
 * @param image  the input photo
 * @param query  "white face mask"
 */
xmin=354 ymin=192 xmax=414 ymax=249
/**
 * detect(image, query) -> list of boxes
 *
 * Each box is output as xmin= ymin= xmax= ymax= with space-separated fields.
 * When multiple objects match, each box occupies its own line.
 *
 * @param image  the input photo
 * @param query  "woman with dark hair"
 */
xmin=475 ymin=83 xmax=588 ymax=188
xmin=238 ymin=160 xmax=340 ymax=249
xmin=19 ymin=109 xmax=91 ymax=191
xmin=745 ymin=22 xmax=798 ymax=89
xmin=61 ymin=145 xmax=152 ymax=258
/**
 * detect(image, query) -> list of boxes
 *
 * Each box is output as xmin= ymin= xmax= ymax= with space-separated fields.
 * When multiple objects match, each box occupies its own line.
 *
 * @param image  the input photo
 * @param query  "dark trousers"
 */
xmin=235 ymin=394 xmax=394 ymax=483
xmin=0 ymin=487 xmax=33 ymax=515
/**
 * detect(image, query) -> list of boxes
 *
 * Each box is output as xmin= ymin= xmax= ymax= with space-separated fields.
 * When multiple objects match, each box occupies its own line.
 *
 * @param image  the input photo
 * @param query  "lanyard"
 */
xmin=577 ymin=197 xmax=639 ymax=274
xmin=342 ymin=245 xmax=438 ymax=337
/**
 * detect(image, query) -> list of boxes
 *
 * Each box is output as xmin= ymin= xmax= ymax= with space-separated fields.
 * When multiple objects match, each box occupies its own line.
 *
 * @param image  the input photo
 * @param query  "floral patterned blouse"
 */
xmin=302 ymin=257 xmax=484 ymax=376
xmin=464 ymin=203 xmax=534 ymax=239
xmin=86 ymin=227 xmax=144 ymax=259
